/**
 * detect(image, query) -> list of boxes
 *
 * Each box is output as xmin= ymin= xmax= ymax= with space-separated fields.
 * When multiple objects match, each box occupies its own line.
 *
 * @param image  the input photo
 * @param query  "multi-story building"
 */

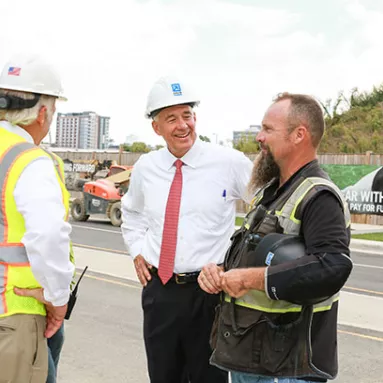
xmin=56 ymin=111 xmax=110 ymax=149
xmin=98 ymin=116 xmax=110 ymax=150
xmin=233 ymin=125 xmax=261 ymax=145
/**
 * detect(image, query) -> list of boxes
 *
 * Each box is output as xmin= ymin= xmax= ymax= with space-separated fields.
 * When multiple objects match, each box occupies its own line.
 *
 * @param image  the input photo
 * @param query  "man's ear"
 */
xmin=36 ymin=106 xmax=47 ymax=126
xmin=294 ymin=125 xmax=307 ymax=144
xmin=152 ymin=120 xmax=161 ymax=136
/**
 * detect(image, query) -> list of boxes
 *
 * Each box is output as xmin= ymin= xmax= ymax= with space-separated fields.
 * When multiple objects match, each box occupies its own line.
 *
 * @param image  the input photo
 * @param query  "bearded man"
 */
xmin=198 ymin=93 xmax=353 ymax=383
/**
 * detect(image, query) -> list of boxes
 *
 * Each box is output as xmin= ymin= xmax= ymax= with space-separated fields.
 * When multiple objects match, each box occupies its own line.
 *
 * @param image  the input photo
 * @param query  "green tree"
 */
xmin=233 ymin=135 xmax=259 ymax=154
xmin=199 ymin=135 xmax=211 ymax=142
xmin=130 ymin=142 xmax=151 ymax=153
xmin=320 ymin=84 xmax=383 ymax=153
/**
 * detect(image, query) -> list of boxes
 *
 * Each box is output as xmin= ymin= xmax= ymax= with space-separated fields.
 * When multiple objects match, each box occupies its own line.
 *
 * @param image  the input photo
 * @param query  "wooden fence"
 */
xmin=53 ymin=149 xmax=383 ymax=167
xmin=55 ymin=149 xmax=383 ymax=225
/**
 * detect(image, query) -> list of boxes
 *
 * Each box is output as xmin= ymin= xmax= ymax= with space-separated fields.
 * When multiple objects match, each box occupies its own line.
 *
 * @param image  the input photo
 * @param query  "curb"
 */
xmin=350 ymin=238 xmax=383 ymax=254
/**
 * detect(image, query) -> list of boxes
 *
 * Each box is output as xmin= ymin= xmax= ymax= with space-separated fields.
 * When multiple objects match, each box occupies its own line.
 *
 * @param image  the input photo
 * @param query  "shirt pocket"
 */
xmin=189 ymin=182 xmax=232 ymax=230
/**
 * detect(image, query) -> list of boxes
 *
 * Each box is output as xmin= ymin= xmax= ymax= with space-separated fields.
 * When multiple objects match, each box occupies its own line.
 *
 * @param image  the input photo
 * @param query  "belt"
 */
xmin=150 ymin=267 xmax=200 ymax=284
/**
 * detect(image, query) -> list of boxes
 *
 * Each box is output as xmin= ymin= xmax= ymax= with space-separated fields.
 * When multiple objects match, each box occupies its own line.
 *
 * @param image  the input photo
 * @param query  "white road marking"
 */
xmin=353 ymin=263 xmax=383 ymax=270
xmin=72 ymin=224 xmax=121 ymax=234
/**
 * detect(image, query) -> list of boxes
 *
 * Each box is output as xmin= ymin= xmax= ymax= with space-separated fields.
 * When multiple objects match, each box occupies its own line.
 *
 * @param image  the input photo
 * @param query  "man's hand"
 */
xmin=221 ymin=267 xmax=266 ymax=298
xmin=45 ymin=305 xmax=67 ymax=338
xmin=198 ymin=263 xmax=224 ymax=294
xmin=13 ymin=287 xmax=67 ymax=338
xmin=221 ymin=269 xmax=250 ymax=298
xmin=134 ymin=254 xmax=153 ymax=286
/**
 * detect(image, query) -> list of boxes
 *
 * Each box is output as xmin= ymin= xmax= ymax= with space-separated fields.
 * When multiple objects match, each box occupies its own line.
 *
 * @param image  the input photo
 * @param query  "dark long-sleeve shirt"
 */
xmin=261 ymin=160 xmax=353 ymax=382
xmin=262 ymin=160 xmax=353 ymax=304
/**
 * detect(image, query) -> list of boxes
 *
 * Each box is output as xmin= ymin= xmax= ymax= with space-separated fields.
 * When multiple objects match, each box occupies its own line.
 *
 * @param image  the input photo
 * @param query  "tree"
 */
xmin=130 ymin=142 xmax=151 ymax=153
xmin=199 ymin=135 xmax=211 ymax=142
xmin=233 ymin=135 xmax=260 ymax=154
xmin=122 ymin=143 xmax=131 ymax=151
xmin=122 ymin=142 xmax=151 ymax=153
xmin=319 ymin=84 xmax=383 ymax=153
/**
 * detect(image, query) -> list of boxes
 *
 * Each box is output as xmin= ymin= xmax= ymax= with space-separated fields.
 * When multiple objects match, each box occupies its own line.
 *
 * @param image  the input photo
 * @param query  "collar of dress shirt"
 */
xmin=0 ymin=120 xmax=34 ymax=144
xmin=162 ymin=138 xmax=203 ymax=170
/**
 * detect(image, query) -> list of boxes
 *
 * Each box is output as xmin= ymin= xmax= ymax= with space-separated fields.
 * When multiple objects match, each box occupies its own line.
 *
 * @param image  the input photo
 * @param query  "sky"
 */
xmin=1 ymin=0 xmax=383 ymax=147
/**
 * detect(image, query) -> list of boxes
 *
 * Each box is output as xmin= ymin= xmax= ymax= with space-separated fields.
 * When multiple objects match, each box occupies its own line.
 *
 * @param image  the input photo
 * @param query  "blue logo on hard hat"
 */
xmin=171 ymin=83 xmax=182 ymax=96
xmin=265 ymin=251 xmax=274 ymax=266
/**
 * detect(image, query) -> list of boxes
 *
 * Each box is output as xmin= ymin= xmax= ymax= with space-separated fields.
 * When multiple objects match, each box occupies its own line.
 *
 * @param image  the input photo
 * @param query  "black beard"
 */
xmin=248 ymin=150 xmax=280 ymax=193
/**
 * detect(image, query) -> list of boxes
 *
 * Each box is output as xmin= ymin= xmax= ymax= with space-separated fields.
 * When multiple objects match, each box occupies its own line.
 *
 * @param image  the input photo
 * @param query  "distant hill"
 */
xmin=319 ymin=85 xmax=383 ymax=154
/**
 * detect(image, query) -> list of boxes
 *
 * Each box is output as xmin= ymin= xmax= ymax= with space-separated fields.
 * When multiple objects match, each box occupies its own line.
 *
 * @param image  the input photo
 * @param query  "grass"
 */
xmin=351 ymin=232 xmax=383 ymax=242
xmin=235 ymin=217 xmax=244 ymax=227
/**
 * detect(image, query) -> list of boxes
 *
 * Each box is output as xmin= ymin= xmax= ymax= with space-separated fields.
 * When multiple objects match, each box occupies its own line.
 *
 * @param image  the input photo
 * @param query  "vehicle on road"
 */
xmin=70 ymin=166 xmax=132 ymax=226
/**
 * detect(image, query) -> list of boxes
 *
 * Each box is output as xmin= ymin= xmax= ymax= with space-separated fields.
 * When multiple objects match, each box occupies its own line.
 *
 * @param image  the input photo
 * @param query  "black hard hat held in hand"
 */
xmin=252 ymin=233 xmax=306 ymax=268
xmin=252 ymin=233 xmax=332 ymax=305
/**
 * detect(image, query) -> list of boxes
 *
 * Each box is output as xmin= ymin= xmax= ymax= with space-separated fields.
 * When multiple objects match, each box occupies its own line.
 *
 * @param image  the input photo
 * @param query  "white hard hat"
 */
xmin=0 ymin=55 xmax=67 ymax=100
xmin=145 ymin=76 xmax=200 ymax=118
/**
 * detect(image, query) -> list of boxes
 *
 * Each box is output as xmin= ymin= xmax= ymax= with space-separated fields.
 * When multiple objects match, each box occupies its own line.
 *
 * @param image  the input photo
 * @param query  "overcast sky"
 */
xmin=1 ymin=0 xmax=382 ymax=146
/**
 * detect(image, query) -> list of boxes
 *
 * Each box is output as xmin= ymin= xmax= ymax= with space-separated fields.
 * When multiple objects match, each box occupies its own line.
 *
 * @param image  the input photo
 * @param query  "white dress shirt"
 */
xmin=1 ymin=120 xmax=74 ymax=306
xmin=121 ymin=139 xmax=253 ymax=273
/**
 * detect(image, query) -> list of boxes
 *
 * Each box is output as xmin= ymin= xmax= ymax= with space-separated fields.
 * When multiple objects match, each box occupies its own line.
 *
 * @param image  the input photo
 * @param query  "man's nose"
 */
xmin=177 ymin=119 xmax=188 ymax=129
xmin=256 ymin=131 xmax=264 ymax=142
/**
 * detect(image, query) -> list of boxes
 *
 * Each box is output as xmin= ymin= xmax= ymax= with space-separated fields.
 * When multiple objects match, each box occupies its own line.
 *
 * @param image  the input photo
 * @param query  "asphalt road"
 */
xmin=59 ymin=270 xmax=383 ymax=383
xmin=70 ymin=218 xmax=383 ymax=298
xmin=60 ymin=218 xmax=383 ymax=382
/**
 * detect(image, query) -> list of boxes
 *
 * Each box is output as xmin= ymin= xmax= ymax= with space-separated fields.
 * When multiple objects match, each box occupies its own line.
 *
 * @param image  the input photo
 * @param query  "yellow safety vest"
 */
xmin=227 ymin=176 xmax=351 ymax=313
xmin=0 ymin=127 xmax=72 ymax=317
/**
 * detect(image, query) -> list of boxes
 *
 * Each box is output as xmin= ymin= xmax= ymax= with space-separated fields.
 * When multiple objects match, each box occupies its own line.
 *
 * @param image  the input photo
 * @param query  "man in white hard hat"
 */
xmin=0 ymin=55 xmax=75 ymax=382
xmin=121 ymin=77 xmax=253 ymax=383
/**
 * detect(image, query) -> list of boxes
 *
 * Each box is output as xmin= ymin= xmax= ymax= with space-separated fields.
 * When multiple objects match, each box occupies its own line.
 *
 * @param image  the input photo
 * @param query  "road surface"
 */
xmin=57 ymin=218 xmax=383 ymax=382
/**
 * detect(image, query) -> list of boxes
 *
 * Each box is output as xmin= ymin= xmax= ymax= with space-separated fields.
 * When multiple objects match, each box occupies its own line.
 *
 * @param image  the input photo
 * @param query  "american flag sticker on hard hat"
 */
xmin=8 ymin=67 xmax=21 ymax=76
xmin=171 ymin=83 xmax=182 ymax=96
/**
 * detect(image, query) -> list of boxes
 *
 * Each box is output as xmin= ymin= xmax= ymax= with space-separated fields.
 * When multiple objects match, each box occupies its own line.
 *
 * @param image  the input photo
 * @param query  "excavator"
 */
xmin=70 ymin=166 xmax=133 ymax=226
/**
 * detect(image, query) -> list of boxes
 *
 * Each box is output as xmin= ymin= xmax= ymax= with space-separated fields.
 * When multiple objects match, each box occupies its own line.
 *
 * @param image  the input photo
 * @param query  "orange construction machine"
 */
xmin=70 ymin=166 xmax=133 ymax=226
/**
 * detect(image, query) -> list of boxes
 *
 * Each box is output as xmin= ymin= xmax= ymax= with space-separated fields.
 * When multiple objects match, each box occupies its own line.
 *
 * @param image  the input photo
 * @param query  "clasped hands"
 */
xmin=198 ymin=263 xmax=258 ymax=298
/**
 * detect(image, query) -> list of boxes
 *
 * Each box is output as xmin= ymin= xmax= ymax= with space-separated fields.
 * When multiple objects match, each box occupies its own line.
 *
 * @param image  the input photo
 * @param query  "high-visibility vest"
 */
xmin=226 ymin=176 xmax=351 ymax=313
xmin=0 ymin=127 xmax=72 ymax=317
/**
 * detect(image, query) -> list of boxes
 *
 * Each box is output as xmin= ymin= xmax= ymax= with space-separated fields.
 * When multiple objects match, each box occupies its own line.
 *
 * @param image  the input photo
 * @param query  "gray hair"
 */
xmin=152 ymin=104 xmax=195 ymax=122
xmin=0 ymin=89 xmax=56 ymax=126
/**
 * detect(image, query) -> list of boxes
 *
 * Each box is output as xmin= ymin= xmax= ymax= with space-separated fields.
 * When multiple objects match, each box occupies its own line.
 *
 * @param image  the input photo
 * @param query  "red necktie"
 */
xmin=158 ymin=159 xmax=184 ymax=284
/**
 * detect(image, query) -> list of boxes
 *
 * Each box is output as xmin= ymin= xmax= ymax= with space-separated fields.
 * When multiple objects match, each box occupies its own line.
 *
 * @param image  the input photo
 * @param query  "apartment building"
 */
xmin=56 ymin=111 xmax=110 ymax=149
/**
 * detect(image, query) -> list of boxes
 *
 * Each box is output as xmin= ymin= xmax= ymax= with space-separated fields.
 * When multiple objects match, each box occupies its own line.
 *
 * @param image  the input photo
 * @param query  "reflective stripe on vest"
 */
xmin=0 ymin=142 xmax=35 ymax=243
xmin=231 ymin=176 xmax=350 ymax=313
xmin=0 ymin=128 xmax=70 ymax=317
xmin=275 ymin=177 xmax=351 ymax=234
xmin=225 ymin=290 xmax=339 ymax=313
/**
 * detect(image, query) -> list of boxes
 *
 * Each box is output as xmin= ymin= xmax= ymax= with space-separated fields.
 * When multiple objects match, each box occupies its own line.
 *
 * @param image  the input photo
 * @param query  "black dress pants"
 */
xmin=142 ymin=275 xmax=228 ymax=383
